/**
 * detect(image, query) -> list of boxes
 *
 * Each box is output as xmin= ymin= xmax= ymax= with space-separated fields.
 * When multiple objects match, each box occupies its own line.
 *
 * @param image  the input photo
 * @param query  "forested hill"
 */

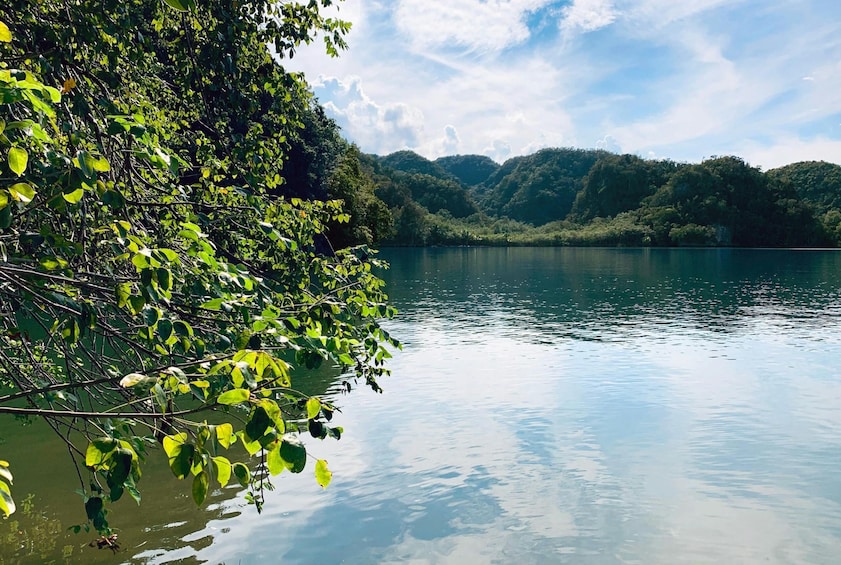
xmin=277 ymin=112 xmax=841 ymax=247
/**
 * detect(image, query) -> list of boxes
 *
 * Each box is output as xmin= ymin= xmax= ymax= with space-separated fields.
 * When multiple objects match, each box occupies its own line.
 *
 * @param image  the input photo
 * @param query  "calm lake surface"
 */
xmin=3 ymin=247 xmax=841 ymax=564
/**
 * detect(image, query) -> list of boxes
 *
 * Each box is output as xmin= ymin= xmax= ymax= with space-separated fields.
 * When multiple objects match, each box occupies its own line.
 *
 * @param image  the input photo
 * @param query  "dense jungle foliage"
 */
xmin=352 ymin=150 xmax=841 ymax=248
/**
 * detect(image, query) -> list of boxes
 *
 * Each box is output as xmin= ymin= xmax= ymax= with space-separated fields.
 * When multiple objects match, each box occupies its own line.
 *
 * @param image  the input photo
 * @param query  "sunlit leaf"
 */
xmin=162 ymin=0 xmax=193 ymax=12
xmin=215 ymin=423 xmax=235 ymax=448
xmin=315 ymin=459 xmax=332 ymax=488
xmin=8 ymin=147 xmax=28 ymax=176
xmin=306 ymin=397 xmax=321 ymax=419
xmin=39 ymin=256 xmax=68 ymax=270
xmin=62 ymin=187 xmax=85 ymax=204
xmin=212 ymin=456 xmax=232 ymax=487
xmin=8 ymin=183 xmax=35 ymax=203
xmin=217 ymin=388 xmax=250 ymax=405
xmin=161 ymin=433 xmax=188 ymax=458
xmin=119 ymin=373 xmax=148 ymax=388
xmin=0 ymin=481 xmax=14 ymax=517
xmin=85 ymin=438 xmax=118 ymax=468
xmin=0 ymin=21 xmax=11 ymax=43
xmin=266 ymin=445 xmax=285 ymax=475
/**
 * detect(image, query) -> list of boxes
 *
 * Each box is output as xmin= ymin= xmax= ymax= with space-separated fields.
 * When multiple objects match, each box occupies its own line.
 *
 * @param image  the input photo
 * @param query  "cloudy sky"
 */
xmin=285 ymin=0 xmax=841 ymax=169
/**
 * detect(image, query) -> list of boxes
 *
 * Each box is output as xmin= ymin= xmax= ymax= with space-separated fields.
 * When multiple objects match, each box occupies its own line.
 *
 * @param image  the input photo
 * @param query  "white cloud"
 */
xmin=315 ymin=76 xmax=425 ymax=153
xmin=288 ymin=0 xmax=841 ymax=169
xmin=739 ymin=136 xmax=841 ymax=170
xmin=561 ymin=0 xmax=618 ymax=32
xmin=596 ymin=135 xmax=622 ymax=153
xmin=623 ymin=0 xmax=737 ymax=29
xmin=432 ymin=125 xmax=462 ymax=156
xmin=394 ymin=0 xmax=553 ymax=53
xmin=484 ymin=140 xmax=512 ymax=163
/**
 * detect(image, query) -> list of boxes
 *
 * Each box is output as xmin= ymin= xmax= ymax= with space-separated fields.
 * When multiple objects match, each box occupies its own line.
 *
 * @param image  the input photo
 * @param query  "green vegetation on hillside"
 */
xmin=435 ymin=154 xmax=499 ymax=187
xmin=343 ymin=149 xmax=841 ymax=248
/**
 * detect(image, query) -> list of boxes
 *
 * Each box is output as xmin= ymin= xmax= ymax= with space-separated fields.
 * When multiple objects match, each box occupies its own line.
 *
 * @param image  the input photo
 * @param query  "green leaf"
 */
xmin=217 ymin=388 xmax=250 ymax=405
xmin=212 ymin=456 xmax=232 ymax=487
xmin=306 ymin=397 xmax=322 ymax=419
xmin=169 ymin=443 xmax=194 ymax=480
xmin=0 ymin=190 xmax=8 ymax=209
xmin=240 ymin=433 xmax=263 ymax=456
xmin=266 ymin=445 xmax=285 ymax=476
xmin=125 ymin=482 xmax=141 ymax=505
xmin=91 ymin=156 xmax=110 ymax=172
xmin=119 ymin=373 xmax=148 ymax=388
xmin=143 ymin=306 xmax=161 ymax=327
xmin=152 ymin=383 xmax=167 ymax=410
xmin=8 ymin=182 xmax=35 ymax=203
xmin=128 ymin=295 xmax=145 ymax=314
xmin=162 ymin=433 xmax=188 ymax=458
xmin=200 ymin=298 xmax=225 ymax=311
xmin=0 ymin=21 xmax=11 ymax=43
xmin=162 ymin=0 xmax=196 ymax=11
xmin=106 ymin=448 xmax=133 ymax=491
xmin=233 ymin=462 xmax=250 ymax=487
xmin=173 ymin=320 xmax=193 ymax=337
xmin=315 ymin=459 xmax=332 ymax=488
xmin=39 ymin=256 xmax=68 ymax=270
xmin=279 ymin=437 xmax=307 ymax=474
xmin=0 ymin=481 xmax=15 ymax=517
xmin=85 ymin=438 xmax=117 ymax=468
xmin=215 ymin=423 xmax=235 ymax=448
xmin=157 ymin=268 xmax=172 ymax=291
xmin=157 ymin=318 xmax=173 ymax=341
xmin=258 ymin=399 xmax=285 ymax=433
xmin=8 ymin=147 xmax=28 ymax=176
xmin=245 ymin=406 xmax=271 ymax=442
xmin=84 ymin=496 xmax=103 ymax=521
xmin=76 ymin=151 xmax=95 ymax=179
xmin=62 ymin=187 xmax=85 ymax=204
xmin=115 ymin=283 xmax=131 ymax=308
xmin=192 ymin=470 xmax=209 ymax=505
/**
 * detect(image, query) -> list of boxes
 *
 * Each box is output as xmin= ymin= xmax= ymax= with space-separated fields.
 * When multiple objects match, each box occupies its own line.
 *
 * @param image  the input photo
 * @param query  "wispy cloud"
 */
xmin=286 ymin=0 xmax=841 ymax=168
xmin=394 ymin=0 xmax=554 ymax=53
xmin=561 ymin=0 xmax=618 ymax=32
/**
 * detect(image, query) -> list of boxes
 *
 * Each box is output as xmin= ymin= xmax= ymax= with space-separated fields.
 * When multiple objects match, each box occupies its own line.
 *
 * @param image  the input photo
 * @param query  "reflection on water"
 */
xmin=4 ymin=248 xmax=841 ymax=563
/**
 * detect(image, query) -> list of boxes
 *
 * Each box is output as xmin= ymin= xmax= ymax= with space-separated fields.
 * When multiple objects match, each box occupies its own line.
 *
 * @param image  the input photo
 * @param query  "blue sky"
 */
xmin=286 ymin=0 xmax=841 ymax=169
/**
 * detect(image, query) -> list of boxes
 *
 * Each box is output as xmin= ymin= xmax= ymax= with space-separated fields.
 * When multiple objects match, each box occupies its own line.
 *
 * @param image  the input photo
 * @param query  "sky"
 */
xmin=285 ymin=0 xmax=841 ymax=170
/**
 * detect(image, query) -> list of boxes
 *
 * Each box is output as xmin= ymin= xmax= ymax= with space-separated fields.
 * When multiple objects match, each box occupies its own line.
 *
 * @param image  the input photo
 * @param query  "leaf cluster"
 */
xmin=0 ymin=0 xmax=398 ymax=531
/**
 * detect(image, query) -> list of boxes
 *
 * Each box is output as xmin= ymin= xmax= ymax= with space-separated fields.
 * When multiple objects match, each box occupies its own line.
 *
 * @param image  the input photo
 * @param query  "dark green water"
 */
xmin=3 ymin=248 xmax=841 ymax=563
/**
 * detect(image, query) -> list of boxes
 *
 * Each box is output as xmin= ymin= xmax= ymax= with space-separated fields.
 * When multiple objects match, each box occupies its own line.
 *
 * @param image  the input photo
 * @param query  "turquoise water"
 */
xmin=4 ymin=248 xmax=841 ymax=563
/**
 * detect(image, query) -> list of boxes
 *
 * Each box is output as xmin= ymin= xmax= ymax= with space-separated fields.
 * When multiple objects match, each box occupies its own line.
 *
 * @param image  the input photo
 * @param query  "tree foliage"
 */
xmin=434 ymin=154 xmax=499 ymax=187
xmin=0 ymin=0 xmax=398 ymax=533
xmin=481 ymin=148 xmax=609 ymax=225
xmin=363 ymin=149 xmax=836 ymax=247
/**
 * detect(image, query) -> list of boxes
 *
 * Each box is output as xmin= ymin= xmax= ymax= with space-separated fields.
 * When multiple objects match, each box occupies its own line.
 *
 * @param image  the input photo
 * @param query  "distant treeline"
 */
xmin=281 ymin=110 xmax=841 ymax=248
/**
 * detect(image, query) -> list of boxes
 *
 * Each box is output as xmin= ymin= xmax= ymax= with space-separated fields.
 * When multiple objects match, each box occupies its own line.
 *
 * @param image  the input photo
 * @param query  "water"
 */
xmin=3 ymin=247 xmax=841 ymax=563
